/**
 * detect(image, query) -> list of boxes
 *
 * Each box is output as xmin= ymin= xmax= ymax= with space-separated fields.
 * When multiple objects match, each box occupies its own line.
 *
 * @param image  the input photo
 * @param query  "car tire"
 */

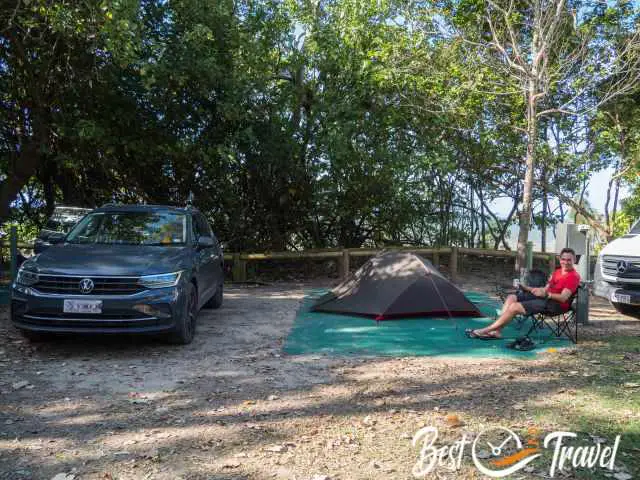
xmin=204 ymin=283 xmax=223 ymax=309
xmin=167 ymin=283 xmax=198 ymax=345
xmin=611 ymin=302 xmax=640 ymax=318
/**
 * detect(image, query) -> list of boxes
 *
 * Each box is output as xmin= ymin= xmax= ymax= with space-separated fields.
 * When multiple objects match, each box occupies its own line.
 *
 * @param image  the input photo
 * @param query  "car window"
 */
xmin=43 ymin=208 xmax=91 ymax=234
xmin=191 ymin=215 xmax=201 ymax=243
xmin=44 ymin=218 xmax=82 ymax=234
xmin=195 ymin=214 xmax=212 ymax=239
xmin=67 ymin=212 xmax=188 ymax=246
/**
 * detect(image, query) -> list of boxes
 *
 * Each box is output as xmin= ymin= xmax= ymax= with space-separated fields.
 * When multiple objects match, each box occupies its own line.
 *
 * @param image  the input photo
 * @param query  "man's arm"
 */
xmin=525 ymin=282 xmax=551 ymax=298
xmin=547 ymin=288 xmax=573 ymax=304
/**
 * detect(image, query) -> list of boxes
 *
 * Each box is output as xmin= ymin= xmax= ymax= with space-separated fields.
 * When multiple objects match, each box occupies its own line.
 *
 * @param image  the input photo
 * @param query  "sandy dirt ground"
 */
xmin=0 ymin=277 xmax=639 ymax=480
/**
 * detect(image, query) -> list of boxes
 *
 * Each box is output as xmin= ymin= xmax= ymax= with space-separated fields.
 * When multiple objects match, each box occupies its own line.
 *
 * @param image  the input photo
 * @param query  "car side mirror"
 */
xmin=197 ymin=236 xmax=214 ymax=248
xmin=49 ymin=232 xmax=66 ymax=244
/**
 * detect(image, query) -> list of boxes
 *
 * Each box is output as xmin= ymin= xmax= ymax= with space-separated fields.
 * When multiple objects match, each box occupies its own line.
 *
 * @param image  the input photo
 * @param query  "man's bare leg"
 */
xmin=473 ymin=302 xmax=527 ymax=338
xmin=501 ymin=294 xmax=518 ymax=313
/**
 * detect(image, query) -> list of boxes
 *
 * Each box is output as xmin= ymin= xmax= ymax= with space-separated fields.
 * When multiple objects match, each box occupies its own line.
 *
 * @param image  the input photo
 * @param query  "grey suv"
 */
xmin=11 ymin=204 xmax=223 ymax=344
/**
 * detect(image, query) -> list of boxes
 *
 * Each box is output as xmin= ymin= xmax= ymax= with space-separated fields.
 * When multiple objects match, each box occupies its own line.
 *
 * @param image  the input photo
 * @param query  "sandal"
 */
xmin=465 ymin=328 xmax=501 ymax=340
xmin=507 ymin=336 xmax=536 ymax=351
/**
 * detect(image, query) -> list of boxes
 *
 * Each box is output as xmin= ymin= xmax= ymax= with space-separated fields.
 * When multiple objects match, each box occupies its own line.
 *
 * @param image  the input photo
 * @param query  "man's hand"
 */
xmin=531 ymin=287 xmax=547 ymax=298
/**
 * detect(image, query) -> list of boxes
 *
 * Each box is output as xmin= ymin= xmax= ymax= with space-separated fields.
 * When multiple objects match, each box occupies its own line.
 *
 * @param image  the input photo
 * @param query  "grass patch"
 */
xmin=532 ymin=335 xmax=640 ymax=479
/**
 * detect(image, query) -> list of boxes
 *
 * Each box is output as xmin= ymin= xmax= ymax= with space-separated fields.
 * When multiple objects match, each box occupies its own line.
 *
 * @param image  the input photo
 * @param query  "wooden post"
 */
xmin=9 ymin=226 xmax=17 ymax=283
xmin=340 ymin=249 xmax=350 ymax=279
xmin=450 ymin=246 xmax=458 ymax=283
xmin=232 ymin=253 xmax=247 ymax=282
xmin=548 ymin=254 xmax=556 ymax=274
xmin=433 ymin=251 xmax=440 ymax=268
xmin=526 ymin=241 xmax=533 ymax=270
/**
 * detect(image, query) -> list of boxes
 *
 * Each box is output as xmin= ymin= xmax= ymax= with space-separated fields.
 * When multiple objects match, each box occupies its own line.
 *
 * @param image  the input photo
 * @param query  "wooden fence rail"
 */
xmin=221 ymin=245 xmax=555 ymax=282
xmin=1 ymin=240 xmax=555 ymax=284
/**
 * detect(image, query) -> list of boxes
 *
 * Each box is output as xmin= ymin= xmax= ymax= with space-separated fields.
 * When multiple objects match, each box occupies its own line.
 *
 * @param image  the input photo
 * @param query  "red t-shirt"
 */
xmin=548 ymin=268 xmax=581 ymax=311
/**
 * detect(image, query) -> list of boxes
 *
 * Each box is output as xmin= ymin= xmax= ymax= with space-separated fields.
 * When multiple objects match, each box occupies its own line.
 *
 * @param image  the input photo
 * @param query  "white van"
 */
xmin=593 ymin=219 xmax=640 ymax=315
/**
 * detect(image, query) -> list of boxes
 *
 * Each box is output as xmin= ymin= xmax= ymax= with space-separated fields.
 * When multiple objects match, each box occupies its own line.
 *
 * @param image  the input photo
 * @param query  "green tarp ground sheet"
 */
xmin=284 ymin=290 xmax=571 ymax=358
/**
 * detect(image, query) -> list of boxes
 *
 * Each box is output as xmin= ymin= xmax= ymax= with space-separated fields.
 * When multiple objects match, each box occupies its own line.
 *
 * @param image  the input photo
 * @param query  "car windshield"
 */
xmin=66 ymin=212 xmax=188 ymax=246
xmin=630 ymin=219 xmax=640 ymax=235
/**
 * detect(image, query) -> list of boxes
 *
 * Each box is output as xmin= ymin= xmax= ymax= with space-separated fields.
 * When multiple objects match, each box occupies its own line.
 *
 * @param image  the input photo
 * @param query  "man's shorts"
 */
xmin=516 ymin=290 xmax=565 ymax=315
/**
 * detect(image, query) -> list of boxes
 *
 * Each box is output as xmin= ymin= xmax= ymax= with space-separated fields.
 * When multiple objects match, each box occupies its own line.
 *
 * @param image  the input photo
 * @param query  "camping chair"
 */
xmin=495 ymin=282 xmax=580 ymax=344
xmin=521 ymin=287 xmax=580 ymax=343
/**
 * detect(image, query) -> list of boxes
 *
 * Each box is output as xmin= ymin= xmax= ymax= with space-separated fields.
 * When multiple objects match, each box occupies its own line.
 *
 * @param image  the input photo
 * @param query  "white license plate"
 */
xmin=63 ymin=300 xmax=103 ymax=314
xmin=613 ymin=293 xmax=631 ymax=304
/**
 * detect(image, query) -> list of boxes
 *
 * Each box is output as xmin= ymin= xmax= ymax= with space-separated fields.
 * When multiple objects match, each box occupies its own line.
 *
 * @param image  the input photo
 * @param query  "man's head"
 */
xmin=559 ymin=248 xmax=576 ymax=271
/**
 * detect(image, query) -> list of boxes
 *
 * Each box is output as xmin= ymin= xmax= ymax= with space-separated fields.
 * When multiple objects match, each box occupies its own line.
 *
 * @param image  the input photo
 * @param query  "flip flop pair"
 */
xmin=506 ymin=336 xmax=536 ymax=351
xmin=464 ymin=328 xmax=501 ymax=340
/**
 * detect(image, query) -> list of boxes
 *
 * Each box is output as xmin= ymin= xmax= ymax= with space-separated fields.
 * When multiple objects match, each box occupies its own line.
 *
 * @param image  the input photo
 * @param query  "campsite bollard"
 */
xmin=232 ymin=253 xmax=247 ymax=282
xmin=9 ymin=226 xmax=18 ymax=284
xmin=576 ymin=282 xmax=589 ymax=324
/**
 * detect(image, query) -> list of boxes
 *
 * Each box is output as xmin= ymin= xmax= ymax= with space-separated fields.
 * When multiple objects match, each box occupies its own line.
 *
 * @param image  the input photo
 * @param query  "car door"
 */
xmin=206 ymin=226 xmax=224 ymax=294
xmin=193 ymin=213 xmax=218 ymax=304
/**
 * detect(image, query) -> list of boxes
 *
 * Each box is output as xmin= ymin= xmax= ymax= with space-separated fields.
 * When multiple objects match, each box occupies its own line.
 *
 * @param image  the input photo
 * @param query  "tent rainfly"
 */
xmin=311 ymin=251 xmax=482 ymax=320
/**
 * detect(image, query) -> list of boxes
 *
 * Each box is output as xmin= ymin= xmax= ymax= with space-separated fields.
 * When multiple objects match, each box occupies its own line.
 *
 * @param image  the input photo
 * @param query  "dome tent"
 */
xmin=312 ymin=251 xmax=482 ymax=320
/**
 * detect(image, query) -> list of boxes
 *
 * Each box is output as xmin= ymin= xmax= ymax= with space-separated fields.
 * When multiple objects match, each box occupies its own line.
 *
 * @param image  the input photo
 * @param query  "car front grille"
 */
xmin=602 ymin=256 xmax=640 ymax=280
xmin=34 ymin=275 xmax=146 ymax=295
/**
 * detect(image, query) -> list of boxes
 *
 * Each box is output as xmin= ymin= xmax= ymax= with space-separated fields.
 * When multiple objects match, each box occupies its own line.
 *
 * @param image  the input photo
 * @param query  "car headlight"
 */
xmin=138 ymin=271 xmax=183 ymax=289
xmin=16 ymin=266 xmax=39 ymax=286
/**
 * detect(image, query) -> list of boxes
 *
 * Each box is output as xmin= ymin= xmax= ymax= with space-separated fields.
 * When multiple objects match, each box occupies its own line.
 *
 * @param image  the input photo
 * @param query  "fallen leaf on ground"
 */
xmin=265 ymin=445 xmax=287 ymax=453
xmin=445 ymin=414 xmax=464 ymax=427
xmin=51 ymin=474 xmax=75 ymax=480
xmin=613 ymin=473 xmax=632 ymax=480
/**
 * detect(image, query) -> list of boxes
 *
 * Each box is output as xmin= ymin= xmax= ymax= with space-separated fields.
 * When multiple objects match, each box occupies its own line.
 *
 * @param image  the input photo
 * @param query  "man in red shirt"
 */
xmin=467 ymin=248 xmax=581 ymax=339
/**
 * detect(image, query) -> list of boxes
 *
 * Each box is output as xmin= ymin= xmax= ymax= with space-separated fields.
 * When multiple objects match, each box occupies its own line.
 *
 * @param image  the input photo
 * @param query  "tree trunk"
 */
xmin=479 ymin=188 xmax=486 ymax=249
xmin=541 ymin=167 xmax=547 ymax=253
xmin=604 ymin=158 xmax=619 ymax=233
xmin=0 ymin=148 xmax=41 ymax=224
xmin=516 ymin=81 xmax=538 ymax=272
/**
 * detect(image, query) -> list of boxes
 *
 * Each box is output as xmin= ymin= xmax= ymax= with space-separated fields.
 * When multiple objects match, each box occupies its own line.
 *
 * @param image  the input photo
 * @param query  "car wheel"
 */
xmin=204 ymin=283 xmax=223 ymax=309
xmin=168 ymin=283 xmax=198 ymax=345
xmin=611 ymin=302 xmax=640 ymax=318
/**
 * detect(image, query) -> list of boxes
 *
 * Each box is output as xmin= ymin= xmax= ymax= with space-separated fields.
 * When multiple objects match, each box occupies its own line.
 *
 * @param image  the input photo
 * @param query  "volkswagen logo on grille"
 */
xmin=79 ymin=278 xmax=94 ymax=294
xmin=616 ymin=260 xmax=628 ymax=274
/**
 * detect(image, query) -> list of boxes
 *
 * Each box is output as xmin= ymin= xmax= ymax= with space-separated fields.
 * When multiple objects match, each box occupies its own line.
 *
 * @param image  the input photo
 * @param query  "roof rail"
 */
xmin=100 ymin=203 xmax=118 ymax=208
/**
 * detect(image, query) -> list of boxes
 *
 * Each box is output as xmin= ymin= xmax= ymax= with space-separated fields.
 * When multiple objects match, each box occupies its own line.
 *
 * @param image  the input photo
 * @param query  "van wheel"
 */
xmin=611 ymin=302 xmax=640 ymax=318
xmin=204 ymin=283 xmax=223 ymax=309
xmin=167 ymin=283 xmax=198 ymax=344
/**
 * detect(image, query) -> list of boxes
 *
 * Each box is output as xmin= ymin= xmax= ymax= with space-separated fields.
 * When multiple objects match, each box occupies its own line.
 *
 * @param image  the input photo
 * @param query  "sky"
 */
xmin=492 ymin=166 xmax=629 ymax=252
